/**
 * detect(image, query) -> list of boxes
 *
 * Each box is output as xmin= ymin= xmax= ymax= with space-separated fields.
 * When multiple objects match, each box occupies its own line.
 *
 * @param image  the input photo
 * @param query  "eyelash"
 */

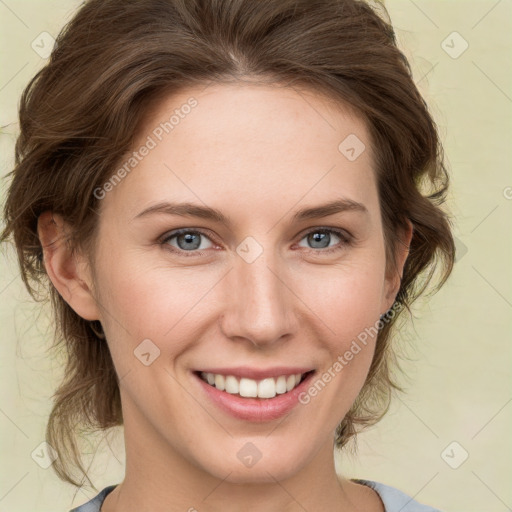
xmin=159 ymin=227 xmax=353 ymax=258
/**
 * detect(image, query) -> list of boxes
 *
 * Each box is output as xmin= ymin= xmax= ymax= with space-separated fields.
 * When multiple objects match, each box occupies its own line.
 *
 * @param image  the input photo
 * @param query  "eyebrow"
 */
xmin=132 ymin=198 xmax=368 ymax=226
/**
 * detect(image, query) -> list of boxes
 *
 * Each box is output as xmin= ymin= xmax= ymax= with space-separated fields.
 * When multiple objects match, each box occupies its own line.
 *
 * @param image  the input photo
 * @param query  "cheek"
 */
xmin=299 ymin=259 xmax=386 ymax=342
xmin=298 ymin=259 xmax=386 ymax=395
xmin=294 ymin=271 xmax=384 ymax=428
xmin=96 ymin=253 xmax=224 ymax=365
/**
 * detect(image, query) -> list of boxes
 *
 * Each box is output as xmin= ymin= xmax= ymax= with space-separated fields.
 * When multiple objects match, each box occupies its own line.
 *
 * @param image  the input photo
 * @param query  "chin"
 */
xmin=197 ymin=443 xmax=306 ymax=484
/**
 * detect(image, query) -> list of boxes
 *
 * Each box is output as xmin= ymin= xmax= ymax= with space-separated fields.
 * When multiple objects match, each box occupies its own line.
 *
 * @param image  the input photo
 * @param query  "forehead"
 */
xmin=139 ymin=81 xmax=369 ymax=153
xmin=105 ymin=82 xmax=378 ymax=222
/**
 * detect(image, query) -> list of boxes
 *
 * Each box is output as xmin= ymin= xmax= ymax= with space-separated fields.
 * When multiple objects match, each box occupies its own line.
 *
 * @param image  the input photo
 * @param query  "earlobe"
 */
xmin=37 ymin=210 xmax=101 ymax=321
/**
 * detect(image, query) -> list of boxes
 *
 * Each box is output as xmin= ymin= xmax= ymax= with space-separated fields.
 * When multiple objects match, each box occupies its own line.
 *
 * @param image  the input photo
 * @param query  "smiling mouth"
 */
xmin=195 ymin=370 xmax=315 ymax=399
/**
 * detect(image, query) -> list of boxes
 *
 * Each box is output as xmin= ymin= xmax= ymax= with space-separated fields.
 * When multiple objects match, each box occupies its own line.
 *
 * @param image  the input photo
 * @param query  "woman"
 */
xmin=1 ymin=0 xmax=454 ymax=510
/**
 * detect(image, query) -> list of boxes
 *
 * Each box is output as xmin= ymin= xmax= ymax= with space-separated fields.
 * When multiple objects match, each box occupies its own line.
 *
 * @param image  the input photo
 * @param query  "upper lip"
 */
xmin=195 ymin=366 xmax=315 ymax=380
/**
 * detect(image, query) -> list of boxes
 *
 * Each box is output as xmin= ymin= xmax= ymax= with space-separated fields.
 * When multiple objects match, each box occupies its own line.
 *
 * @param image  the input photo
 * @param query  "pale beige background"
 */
xmin=1 ymin=1 xmax=511 ymax=511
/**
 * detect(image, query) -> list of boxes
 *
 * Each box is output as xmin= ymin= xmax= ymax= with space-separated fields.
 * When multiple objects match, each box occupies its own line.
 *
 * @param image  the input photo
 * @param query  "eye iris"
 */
xmin=308 ymin=231 xmax=330 ymax=249
xmin=168 ymin=229 xmax=341 ymax=253
xmin=177 ymin=232 xmax=201 ymax=250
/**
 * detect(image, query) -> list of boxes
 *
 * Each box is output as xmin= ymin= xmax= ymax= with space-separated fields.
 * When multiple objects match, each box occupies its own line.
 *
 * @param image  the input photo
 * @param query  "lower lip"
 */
xmin=194 ymin=371 xmax=315 ymax=422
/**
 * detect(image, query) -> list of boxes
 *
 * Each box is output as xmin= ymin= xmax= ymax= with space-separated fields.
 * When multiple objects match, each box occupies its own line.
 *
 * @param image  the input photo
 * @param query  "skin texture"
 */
xmin=38 ymin=82 xmax=412 ymax=512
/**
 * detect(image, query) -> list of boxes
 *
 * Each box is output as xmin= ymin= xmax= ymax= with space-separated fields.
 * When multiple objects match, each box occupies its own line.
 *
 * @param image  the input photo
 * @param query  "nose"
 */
xmin=219 ymin=249 xmax=295 ymax=348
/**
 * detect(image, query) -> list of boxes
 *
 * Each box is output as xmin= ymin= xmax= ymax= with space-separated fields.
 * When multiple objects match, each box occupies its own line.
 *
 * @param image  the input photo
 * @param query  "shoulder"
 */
xmin=69 ymin=485 xmax=118 ymax=512
xmin=353 ymin=479 xmax=443 ymax=512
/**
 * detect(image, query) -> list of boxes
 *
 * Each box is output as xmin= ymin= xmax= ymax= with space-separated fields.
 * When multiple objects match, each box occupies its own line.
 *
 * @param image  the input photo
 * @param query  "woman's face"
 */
xmin=72 ymin=83 xmax=409 ymax=482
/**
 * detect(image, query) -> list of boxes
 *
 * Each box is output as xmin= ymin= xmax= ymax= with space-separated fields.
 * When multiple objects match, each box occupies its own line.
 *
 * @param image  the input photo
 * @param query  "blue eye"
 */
xmin=160 ymin=229 xmax=215 ymax=255
xmin=160 ymin=227 xmax=352 ymax=257
xmin=297 ymin=228 xmax=352 ymax=254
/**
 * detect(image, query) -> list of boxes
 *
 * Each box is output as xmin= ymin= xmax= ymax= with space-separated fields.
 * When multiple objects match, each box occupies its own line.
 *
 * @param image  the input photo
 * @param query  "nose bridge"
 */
xmin=220 ymin=245 xmax=293 ymax=346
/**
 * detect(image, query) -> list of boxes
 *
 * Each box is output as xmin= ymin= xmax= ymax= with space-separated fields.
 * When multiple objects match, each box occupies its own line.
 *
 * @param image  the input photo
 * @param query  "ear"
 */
xmin=37 ymin=210 xmax=101 ymax=321
xmin=382 ymin=219 xmax=413 ymax=312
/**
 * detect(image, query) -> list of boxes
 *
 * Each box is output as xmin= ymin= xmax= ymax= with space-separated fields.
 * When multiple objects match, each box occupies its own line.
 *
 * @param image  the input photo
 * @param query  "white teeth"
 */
xmin=200 ymin=371 xmax=307 ymax=398
xmin=239 ymin=377 xmax=258 ymax=397
xmin=258 ymin=378 xmax=276 ymax=399
xmin=275 ymin=375 xmax=287 ymax=394
xmin=286 ymin=374 xmax=296 ymax=392
xmin=214 ymin=374 xmax=225 ymax=391
xmin=225 ymin=375 xmax=239 ymax=394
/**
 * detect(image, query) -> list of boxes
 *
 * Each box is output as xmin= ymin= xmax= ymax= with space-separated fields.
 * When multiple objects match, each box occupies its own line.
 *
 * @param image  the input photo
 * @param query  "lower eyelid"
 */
xmin=160 ymin=230 xmax=215 ymax=252
xmin=160 ymin=228 xmax=351 ymax=254
xmin=297 ymin=229 xmax=352 ymax=251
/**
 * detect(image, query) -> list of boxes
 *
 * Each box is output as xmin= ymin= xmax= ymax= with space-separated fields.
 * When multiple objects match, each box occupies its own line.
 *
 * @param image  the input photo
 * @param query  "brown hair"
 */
xmin=0 ymin=0 xmax=455 ymax=490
